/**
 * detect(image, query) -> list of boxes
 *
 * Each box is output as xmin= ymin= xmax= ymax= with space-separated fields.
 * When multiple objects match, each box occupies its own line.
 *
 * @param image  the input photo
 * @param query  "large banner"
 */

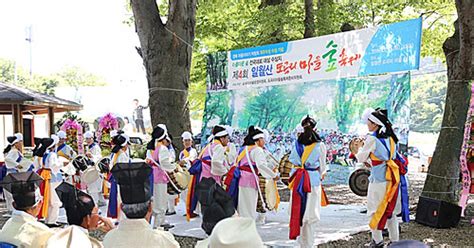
xmin=206 ymin=18 xmax=421 ymax=91
xmin=201 ymin=73 xmax=410 ymax=162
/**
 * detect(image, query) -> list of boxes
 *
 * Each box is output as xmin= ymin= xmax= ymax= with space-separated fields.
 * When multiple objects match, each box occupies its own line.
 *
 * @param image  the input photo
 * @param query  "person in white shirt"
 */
xmin=0 ymin=171 xmax=54 ymax=248
xmin=3 ymin=133 xmax=25 ymax=214
xmin=103 ymin=162 xmax=179 ymax=248
xmin=54 ymin=181 xmax=113 ymax=247
xmin=195 ymin=217 xmax=265 ymax=248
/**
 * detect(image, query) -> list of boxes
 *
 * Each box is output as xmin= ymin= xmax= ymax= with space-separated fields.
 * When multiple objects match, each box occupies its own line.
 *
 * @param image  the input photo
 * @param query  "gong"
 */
xmin=349 ymin=168 xmax=371 ymax=196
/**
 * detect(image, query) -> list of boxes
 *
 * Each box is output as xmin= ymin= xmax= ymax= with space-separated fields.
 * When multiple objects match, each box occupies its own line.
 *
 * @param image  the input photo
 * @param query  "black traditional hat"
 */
xmin=197 ymin=177 xmax=235 ymax=235
xmin=0 ymin=172 xmax=43 ymax=209
xmin=111 ymin=162 xmax=152 ymax=204
xmin=55 ymin=182 xmax=95 ymax=225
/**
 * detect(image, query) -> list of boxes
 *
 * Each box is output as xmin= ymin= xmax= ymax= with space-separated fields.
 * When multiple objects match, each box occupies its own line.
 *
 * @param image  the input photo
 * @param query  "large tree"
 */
xmin=422 ymin=0 xmax=473 ymax=202
xmin=130 ymin=0 xmax=196 ymax=146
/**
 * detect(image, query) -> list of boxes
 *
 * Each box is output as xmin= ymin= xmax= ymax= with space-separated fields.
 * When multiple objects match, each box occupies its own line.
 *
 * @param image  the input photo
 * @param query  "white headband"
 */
xmin=368 ymin=114 xmax=387 ymax=134
xmin=214 ymin=130 xmax=228 ymax=138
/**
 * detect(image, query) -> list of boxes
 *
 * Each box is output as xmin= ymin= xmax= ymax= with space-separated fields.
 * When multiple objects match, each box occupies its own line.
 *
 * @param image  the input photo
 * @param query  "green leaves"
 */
xmin=0 ymin=57 xmax=107 ymax=96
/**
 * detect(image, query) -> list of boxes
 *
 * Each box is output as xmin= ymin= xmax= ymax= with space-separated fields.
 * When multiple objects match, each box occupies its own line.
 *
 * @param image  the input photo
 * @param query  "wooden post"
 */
xmin=47 ymin=107 xmax=54 ymax=135
xmin=11 ymin=104 xmax=23 ymax=133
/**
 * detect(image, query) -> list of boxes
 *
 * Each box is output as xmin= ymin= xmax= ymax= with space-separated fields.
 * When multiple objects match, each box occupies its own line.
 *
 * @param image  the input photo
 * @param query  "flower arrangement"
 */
xmin=96 ymin=113 xmax=120 ymax=157
xmin=60 ymin=118 xmax=84 ymax=154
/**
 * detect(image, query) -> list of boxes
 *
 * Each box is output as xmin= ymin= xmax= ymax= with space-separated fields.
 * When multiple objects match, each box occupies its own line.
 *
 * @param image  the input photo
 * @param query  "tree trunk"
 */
xmin=304 ymin=0 xmax=315 ymax=38
xmin=130 ymin=0 xmax=196 ymax=151
xmin=422 ymin=0 xmax=473 ymax=203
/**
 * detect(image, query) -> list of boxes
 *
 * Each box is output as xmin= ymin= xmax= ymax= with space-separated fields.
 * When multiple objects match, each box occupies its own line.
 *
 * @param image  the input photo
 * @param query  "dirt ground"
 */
xmin=0 ymin=172 xmax=472 ymax=247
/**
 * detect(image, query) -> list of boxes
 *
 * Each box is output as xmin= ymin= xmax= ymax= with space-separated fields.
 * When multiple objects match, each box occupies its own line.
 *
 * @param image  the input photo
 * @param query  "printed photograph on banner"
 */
xmin=201 ymin=73 xmax=410 ymax=166
xmin=206 ymin=51 xmax=229 ymax=91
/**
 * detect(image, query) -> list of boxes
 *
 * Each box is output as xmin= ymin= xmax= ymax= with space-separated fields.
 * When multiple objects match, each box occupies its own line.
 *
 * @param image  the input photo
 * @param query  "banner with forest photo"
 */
xmin=201 ymin=72 xmax=410 ymax=162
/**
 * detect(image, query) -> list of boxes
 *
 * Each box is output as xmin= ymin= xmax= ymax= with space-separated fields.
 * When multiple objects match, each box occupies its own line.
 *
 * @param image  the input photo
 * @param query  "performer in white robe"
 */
xmin=107 ymin=134 xmax=130 ymax=220
xmin=288 ymin=116 xmax=327 ymax=248
xmin=147 ymin=125 xmax=176 ymax=229
xmin=84 ymin=131 xmax=105 ymax=206
xmin=355 ymin=108 xmax=402 ymax=248
xmin=186 ymin=125 xmax=232 ymax=219
xmin=36 ymin=136 xmax=63 ymax=227
xmin=55 ymin=130 xmax=77 ymax=160
xmin=177 ymin=131 xmax=197 ymax=210
xmin=225 ymin=126 xmax=278 ymax=223
xmin=3 ymin=133 xmax=26 ymax=214
xmin=0 ymin=171 xmax=54 ymax=247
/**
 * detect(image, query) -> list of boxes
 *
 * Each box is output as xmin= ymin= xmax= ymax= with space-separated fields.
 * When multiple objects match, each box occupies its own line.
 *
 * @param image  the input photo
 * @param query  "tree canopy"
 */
xmin=188 ymin=0 xmax=455 ymax=126
xmin=0 ymin=58 xmax=106 ymax=95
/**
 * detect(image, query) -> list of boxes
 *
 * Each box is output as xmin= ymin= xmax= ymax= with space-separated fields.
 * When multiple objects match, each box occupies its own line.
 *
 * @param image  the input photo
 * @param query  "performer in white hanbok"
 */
xmin=147 ymin=125 xmax=176 ymax=229
xmin=84 ymin=131 xmax=105 ymax=206
xmin=55 ymin=130 xmax=77 ymax=160
xmin=224 ymin=126 xmax=279 ymax=223
xmin=186 ymin=125 xmax=232 ymax=219
xmin=107 ymin=133 xmax=130 ymax=219
xmin=288 ymin=116 xmax=327 ymax=248
xmin=3 ymin=133 xmax=26 ymax=214
xmin=355 ymin=108 xmax=404 ymax=248
xmin=36 ymin=136 xmax=63 ymax=227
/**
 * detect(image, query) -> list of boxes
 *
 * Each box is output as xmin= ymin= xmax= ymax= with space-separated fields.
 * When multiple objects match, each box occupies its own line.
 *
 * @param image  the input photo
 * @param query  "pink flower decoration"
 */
xmin=60 ymin=119 xmax=84 ymax=155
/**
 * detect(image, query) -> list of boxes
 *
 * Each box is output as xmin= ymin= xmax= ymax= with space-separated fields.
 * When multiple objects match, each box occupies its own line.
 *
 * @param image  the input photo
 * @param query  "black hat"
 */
xmin=212 ymin=125 xmax=228 ymax=138
xmin=111 ymin=134 xmax=128 ymax=153
xmin=55 ymin=182 xmax=95 ymax=225
xmin=197 ymin=178 xmax=235 ymax=235
xmin=0 ymin=172 xmax=43 ymax=209
xmin=111 ymin=162 xmax=152 ymax=204
xmin=301 ymin=115 xmax=317 ymax=129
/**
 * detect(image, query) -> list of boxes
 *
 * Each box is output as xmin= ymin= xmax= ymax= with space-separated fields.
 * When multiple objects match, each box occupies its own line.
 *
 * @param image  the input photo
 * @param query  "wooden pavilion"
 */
xmin=0 ymin=82 xmax=82 ymax=146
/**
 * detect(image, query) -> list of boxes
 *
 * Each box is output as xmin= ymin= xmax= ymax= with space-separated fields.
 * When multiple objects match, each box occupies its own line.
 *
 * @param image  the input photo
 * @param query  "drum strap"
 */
xmin=149 ymin=157 xmax=181 ymax=193
xmin=245 ymin=146 xmax=267 ymax=212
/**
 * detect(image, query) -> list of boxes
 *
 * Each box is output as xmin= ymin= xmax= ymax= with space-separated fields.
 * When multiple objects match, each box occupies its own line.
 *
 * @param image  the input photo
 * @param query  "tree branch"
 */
xmin=130 ymin=0 xmax=163 ymax=28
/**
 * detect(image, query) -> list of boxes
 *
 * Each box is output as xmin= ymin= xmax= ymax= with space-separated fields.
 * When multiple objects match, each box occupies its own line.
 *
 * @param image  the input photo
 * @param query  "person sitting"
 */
xmin=102 ymin=162 xmax=179 ymax=248
xmin=0 ymin=172 xmax=54 ymax=247
xmin=46 ymin=225 xmax=102 ymax=248
xmin=55 ymin=182 xmax=114 ymax=242
xmin=195 ymin=217 xmax=265 ymax=248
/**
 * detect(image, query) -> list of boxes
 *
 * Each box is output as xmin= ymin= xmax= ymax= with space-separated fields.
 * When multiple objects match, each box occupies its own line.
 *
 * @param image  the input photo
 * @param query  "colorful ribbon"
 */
xmin=38 ymin=169 xmax=51 ymax=219
xmin=107 ymin=174 xmax=118 ymax=218
xmin=186 ymin=159 xmax=204 ymax=220
xmin=289 ymin=168 xmax=311 ymax=240
xmin=369 ymin=138 xmax=400 ymax=230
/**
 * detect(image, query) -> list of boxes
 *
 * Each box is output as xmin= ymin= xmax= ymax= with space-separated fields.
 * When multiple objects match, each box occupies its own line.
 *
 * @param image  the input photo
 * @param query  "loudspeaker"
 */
xmin=415 ymin=196 xmax=461 ymax=228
